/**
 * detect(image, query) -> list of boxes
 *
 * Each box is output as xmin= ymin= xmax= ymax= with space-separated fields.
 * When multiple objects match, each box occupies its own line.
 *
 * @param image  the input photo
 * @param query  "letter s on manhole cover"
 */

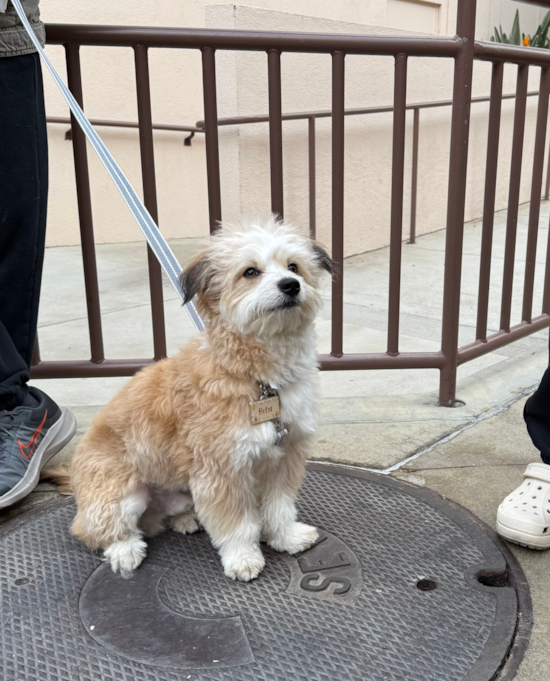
xmin=283 ymin=530 xmax=363 ymax=604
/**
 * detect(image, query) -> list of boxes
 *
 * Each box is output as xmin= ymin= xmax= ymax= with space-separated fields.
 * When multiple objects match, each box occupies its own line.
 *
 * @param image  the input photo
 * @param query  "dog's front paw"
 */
xmin=103 ymin=536 xmax=147 ymax=579
xmin=222 ymin=547 xmax=265 ymax=582
xmin=268 ymin=522 xmax=319 ymax=555
xmin=169 ymin=510 xmax=201 ymax=535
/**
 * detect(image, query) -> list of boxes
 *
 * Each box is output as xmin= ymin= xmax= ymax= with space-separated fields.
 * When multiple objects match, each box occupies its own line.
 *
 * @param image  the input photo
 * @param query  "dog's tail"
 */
xmin=41 ymin=464 xmax=73 ymax=496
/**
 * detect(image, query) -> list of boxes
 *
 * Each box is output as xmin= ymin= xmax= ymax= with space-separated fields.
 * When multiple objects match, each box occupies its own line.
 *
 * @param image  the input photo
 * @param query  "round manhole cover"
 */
xmin=0 ymin=464 xmax=531 ymax=681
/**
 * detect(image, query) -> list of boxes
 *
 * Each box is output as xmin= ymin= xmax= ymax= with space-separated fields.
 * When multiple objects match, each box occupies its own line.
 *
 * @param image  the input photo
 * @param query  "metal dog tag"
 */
xmin=250 ymin=396 xmax=280 ymax=424
xmin=274 ymin=426 xmax=288 ymax=446
xmin=251 ymin=382 xmax=289 ymax=445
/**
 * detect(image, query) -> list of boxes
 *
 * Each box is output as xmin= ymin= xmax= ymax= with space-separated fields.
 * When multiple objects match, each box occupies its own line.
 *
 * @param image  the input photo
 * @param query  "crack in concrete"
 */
xmin=402 ymin=462 xmax=528 ymax=472
xmin=311 ymin=383 xmax=537 ymax=476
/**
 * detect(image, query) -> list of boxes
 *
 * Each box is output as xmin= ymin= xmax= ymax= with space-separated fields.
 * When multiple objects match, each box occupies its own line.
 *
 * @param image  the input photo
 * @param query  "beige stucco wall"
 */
xmin=41 ymin=0 xmax=548 ymax=257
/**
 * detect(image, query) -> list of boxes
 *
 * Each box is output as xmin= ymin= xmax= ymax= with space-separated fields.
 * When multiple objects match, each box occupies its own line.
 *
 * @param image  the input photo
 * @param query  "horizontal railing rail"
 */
xmin=475 ymin=40 xmax=550 ymax=66
xmin=34 ymin=3 xmax=550 ymax=405
xmin=45 ymin=23 xmax=463 ymax=56
xmin=47 ymin=115 xmax=201 ymax=134
xmin=196 ymin=90 xmax=543 ymax=126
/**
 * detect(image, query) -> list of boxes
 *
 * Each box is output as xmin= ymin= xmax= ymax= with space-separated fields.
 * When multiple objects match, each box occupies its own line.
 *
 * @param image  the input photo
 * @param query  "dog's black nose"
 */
xmin=278 ymin=277 xmax=300 ymax=297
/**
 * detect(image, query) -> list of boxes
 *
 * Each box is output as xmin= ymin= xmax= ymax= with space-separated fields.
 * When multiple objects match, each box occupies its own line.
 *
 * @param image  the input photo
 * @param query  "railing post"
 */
xmin=134 ymin=44 xmax=167 ymax=361
xmin=500 ymin=64 xmax=529 ymax=332
xmin=201 ymin=47 xmax=222 ymax=233
xmin=308 ymin=116 xmax=316 ymax=239
xmin=387 ymin=53 xmax=408 ymax=356
xmin=65 ymin=43 xmax=105 ymax=365
xmin=409 ymin=106 xmax=419 ymax=245
xmin=476 ymin=61 xmax=504 ymax=343
xmin=331 ymin=51 xmax=345 ymax=358
xmin=523 ymin=66 xmax=550 ymax=324
xmin=268 ymin=49 xmax=284 ymax=219
xmin=439 ymin=0 xmax=476 ymax=406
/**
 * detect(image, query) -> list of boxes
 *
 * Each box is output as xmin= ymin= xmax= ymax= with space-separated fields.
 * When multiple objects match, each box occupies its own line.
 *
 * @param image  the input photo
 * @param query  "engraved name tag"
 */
xmin=249 ymin=396 xmax=280 ymax=424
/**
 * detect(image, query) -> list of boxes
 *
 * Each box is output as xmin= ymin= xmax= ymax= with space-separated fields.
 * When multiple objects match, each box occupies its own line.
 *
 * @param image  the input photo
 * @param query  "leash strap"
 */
xmin=11 ymin=0 xmax=205 ymax=333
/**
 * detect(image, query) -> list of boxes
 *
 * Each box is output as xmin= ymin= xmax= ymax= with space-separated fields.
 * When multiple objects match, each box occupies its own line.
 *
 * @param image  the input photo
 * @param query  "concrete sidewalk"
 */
xmin=3 ymin=200 xmax=550 ymax=678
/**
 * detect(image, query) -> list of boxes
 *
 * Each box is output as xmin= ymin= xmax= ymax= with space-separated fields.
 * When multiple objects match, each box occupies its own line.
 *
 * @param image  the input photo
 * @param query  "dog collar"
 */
xmin=249 ymin=382 xmax=288 ymax=446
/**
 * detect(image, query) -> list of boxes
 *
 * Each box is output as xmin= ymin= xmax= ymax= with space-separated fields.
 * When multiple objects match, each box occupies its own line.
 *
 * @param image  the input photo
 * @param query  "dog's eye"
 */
xmin=243 ymin=267 xmax=260 ymax=278
xmin=288 ymin=263 xmax=298 ymax=274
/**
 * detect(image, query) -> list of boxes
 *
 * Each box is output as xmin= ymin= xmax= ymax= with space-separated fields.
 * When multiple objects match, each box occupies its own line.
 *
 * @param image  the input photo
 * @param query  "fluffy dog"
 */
xmin=50 ymin=216 xmax=332 ymax=581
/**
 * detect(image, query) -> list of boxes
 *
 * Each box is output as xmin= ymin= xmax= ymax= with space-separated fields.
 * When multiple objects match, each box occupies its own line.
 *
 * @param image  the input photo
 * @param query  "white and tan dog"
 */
xmin=48 ymin=216 xmax=332 ymax=581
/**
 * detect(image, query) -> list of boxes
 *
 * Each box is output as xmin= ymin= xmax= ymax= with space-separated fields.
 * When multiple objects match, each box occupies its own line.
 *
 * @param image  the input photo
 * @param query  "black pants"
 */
xmin=525 ymin=356 xmax=550 ymax=465
xmin=0 ymin=53 xmax=48 ymax=411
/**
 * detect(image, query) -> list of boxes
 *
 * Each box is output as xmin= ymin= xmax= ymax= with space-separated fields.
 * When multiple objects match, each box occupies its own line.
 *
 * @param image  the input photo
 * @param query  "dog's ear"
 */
xmin=179 ymin=251 xmax=212 ymax=304
xmin=311 ymin=242 xmax=334 ymax=274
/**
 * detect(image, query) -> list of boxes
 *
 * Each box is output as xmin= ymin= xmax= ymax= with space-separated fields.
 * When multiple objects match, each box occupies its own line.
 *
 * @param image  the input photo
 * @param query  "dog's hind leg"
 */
xmin=138 ymin=510 xmax=166 ymax=537
xmin=142 ymin=486 xmax=198 ymax=536
xmin=103 ymin=535 xmax=148 ymax=578
xmin=101 ymin=486 xmax=150 ymax=577
xmin=167 ymin=508 xmax=201 ymax=535
xmin=72 ymin=482 xmax=150 ymax=578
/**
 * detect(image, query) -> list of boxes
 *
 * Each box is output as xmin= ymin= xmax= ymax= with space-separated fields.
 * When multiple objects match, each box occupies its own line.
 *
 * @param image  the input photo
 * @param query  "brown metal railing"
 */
xmin=47 ymin=88 xmax=547 ymax=244
xmin=33 ymin=0 xmax=550 ymax=405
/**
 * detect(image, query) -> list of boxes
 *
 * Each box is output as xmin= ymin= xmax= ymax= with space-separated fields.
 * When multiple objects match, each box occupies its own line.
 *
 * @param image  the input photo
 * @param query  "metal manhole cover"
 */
xmin=0 ymin=464 xmax=531 ymax=681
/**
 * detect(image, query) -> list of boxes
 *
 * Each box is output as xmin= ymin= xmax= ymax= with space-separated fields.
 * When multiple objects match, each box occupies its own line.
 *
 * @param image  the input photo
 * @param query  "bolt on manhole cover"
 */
xmin=0 ymin=464 xmax=531 ymax=681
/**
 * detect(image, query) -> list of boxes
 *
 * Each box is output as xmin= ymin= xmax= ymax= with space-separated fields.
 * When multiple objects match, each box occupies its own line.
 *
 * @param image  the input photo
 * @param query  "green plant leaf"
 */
xmin=535 ymin=10 xmax=550 ymax=47
xmin=510 ymin=9 xmax=521 ymax=45
xmin=540 ymin=10 xmax=550 ymax=34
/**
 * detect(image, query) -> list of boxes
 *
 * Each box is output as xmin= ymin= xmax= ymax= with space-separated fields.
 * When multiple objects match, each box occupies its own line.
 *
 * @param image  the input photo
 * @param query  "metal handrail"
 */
xmin=195 ymin=90 xmax=542 ymax=126
xmin=47 ymin=116 xmax=201 ymax=134
xmin=45 ymin=22 xmax=462 ymax=56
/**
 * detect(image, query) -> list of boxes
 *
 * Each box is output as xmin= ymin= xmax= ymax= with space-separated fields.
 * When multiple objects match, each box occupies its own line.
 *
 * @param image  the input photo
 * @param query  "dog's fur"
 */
xmin=47 ymin=216 xmax=332 ymax=581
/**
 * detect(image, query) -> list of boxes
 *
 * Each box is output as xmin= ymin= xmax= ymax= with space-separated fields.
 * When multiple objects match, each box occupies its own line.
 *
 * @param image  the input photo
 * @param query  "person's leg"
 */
xmin=0 ymin=52 xmax=48 ymax=409
xmin=0 ymin=323 xmax=29 ymax=411
xmin=523 ymin=364 xmax=550 ymax=465
xmin=496 ymin=334 xmax=550 ymax=549
xmin=0 ymin=53 xmax=76 ymax=509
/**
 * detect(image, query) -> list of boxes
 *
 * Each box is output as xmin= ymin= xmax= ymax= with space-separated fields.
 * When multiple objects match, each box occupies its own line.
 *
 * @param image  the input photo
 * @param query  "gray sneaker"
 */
xmin=0 ymin=387 xmax=76 ymax=509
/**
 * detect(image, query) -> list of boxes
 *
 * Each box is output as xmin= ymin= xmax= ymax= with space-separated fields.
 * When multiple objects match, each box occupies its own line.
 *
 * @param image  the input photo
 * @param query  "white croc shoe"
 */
xmin=497 ymin=462 xmax=550 ymax=550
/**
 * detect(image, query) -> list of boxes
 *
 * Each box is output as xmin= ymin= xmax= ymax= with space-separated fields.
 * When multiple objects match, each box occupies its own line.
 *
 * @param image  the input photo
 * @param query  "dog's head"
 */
xmin=179 ymin=216 xmax=333 ymax=337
